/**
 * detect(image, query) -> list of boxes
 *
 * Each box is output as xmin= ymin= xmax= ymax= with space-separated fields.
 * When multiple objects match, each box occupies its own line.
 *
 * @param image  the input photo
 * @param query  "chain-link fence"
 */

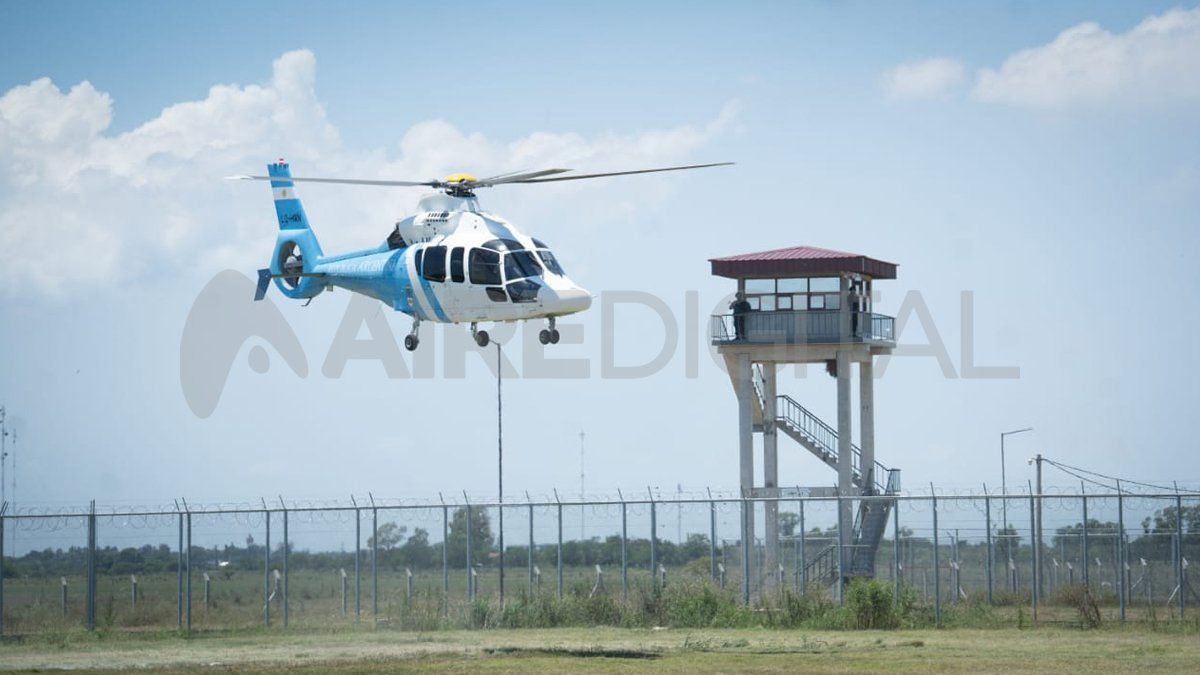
xmin=1 ymin=489 xmax=1197 ymax=634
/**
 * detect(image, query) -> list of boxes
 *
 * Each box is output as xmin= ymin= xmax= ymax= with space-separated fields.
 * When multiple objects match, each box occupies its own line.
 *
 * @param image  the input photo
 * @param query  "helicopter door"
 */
xmin=464 ymin=247 xmax=505 ymax=319
xmin=439 ymin=246 xmax=468 ymax=319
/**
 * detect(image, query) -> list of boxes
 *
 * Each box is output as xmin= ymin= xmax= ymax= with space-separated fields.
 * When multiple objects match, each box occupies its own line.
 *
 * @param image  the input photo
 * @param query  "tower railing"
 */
xmin=711 ymin=310 xmax=895 ymax=346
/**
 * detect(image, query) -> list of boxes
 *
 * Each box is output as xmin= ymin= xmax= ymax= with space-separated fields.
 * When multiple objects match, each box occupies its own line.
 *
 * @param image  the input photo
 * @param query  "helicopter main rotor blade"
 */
xmin=474 ymin=168 xmax=572 ymax=186
xmin=508 ymin=162 xmax=734 ymax=184
xmin=226 ymin=175 xmax=440 ymax=187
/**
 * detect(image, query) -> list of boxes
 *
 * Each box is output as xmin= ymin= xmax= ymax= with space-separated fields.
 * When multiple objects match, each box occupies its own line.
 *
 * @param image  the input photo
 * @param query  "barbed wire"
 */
xmin=4 ymin=485 xmax=1197 ymax=527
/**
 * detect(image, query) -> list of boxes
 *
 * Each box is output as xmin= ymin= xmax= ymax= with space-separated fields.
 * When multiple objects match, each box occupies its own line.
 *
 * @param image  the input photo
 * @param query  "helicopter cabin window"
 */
xmin=422 ymin=246 xmax=447 ymax=282
xmin=504 ymin=250 xmax=543 ymax=281
xmin=486 ymin=287 xmax=507 ymax=303
xmin=449 ymin=247 xmax=465 ymax=283
xmin=469 ymin=248 xmax=502 ymax=285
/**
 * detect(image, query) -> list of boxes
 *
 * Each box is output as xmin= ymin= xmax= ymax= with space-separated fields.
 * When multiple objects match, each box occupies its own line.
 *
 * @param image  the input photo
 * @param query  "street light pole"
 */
xmin=1000 ymin=427 xmax=1033 ymax=552
xmin=496 ymin=341 xmax=504 ymax=608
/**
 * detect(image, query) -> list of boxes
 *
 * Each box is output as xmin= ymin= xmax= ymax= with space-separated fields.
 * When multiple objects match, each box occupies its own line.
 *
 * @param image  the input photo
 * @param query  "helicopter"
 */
xmin=231 ymin=160 xmax=732 ymax=350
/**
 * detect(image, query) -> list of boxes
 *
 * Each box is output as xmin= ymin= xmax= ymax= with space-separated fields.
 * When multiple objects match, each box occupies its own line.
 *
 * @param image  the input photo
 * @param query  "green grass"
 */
xmin=2 ymin=626 xmax=1199 ymax=673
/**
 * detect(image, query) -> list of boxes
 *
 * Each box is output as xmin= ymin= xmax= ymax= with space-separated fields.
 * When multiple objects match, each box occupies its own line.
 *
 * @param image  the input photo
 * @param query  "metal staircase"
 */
xmin=736 ymin=363 xmax=899 ymax=584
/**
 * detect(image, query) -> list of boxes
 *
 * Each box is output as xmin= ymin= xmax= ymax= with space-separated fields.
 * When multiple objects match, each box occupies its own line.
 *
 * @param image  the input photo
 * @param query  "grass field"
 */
xmin=2 ymin=625 xmax=1199 ymax=673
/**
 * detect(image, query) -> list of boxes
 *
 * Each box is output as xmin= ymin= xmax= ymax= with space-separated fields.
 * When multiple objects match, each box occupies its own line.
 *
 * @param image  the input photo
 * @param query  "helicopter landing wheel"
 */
xmin=538 ymin=329 xmax=552 ymax=345
xmin=549 ymin=329 xmax=560 ymax=344
xmin=475 ymin=330 xmax=490 ymax=348
xmin=404 ymin=334 xmax=419 ymax=351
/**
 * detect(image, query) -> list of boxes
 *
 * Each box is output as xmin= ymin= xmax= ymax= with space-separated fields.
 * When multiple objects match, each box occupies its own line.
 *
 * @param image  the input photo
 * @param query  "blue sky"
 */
xmin=1 ymin=1 xmax=1199 ymax=523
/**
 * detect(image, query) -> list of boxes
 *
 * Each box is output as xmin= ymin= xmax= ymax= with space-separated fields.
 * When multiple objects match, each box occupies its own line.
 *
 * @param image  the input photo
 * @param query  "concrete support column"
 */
xmin=859 ymin=357 xmax=875 ymax=494
xmin=763 ymin=363 xmax=779 ymax=585
xmin=836 ymin=349 xmax=854 ymax=572
xmin=735 ymin=353 xmax=756 ymax=585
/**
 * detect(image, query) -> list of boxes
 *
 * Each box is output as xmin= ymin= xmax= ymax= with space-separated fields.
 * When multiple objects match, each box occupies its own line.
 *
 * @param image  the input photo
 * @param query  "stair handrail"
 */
xmin=775 ymin=394 xmax=894 ymax=494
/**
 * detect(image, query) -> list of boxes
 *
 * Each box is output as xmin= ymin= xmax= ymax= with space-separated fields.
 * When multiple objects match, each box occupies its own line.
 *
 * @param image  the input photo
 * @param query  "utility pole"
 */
xmin=1033 ymin=453 xmax=1044 ymax=598
xmin=1000 ymin=427 xmax=1033 ymax=552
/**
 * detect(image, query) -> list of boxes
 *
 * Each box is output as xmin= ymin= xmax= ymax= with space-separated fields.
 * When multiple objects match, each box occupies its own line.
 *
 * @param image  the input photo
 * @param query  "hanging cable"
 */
xmin=1042 ymin=457 xmax=1181 ymax=493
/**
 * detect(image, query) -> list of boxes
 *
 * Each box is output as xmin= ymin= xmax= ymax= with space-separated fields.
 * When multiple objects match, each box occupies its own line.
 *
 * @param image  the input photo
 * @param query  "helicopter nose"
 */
xmin=553 ymin=287 xmax=592 ymax=314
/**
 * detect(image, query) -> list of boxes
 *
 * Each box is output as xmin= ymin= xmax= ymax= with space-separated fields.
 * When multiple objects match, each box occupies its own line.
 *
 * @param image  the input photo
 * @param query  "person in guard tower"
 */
xmin=731 ymin=291 xmax=752 ymax=341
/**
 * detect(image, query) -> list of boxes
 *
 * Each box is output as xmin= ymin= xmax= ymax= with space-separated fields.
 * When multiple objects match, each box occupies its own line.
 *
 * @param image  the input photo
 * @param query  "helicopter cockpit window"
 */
xmin=422 ymin=246 xmax=447 ymax=282
xmin=469 ymin=248 xmax=502 ymax=285
xmin=481 ymin=238 xmax=525 ymax=252
xmin=504 ymin=250 xmax=543 ymax=281
xmin=537 ymin=250 xmax=565 ymax=276
xmin=450 ymin=247 xmax=465 ymax=283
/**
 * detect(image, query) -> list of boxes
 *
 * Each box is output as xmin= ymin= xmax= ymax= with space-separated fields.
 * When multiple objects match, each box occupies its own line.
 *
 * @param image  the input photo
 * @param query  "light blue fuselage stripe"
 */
xmin=388 ymin=248 xmax=424 ymax=320
xmin=417 ymin=263 xmax=448 ymax=321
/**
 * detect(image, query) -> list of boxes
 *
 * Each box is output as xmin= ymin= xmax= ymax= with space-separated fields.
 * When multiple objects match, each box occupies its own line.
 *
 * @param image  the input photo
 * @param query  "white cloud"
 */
xmin=880 ymin=57 xmax=966 ymax=101
xmin=974 ymin=7 xmax=1200 ymax=109
xmin=0 ymin=50 xmax=737 ymax=297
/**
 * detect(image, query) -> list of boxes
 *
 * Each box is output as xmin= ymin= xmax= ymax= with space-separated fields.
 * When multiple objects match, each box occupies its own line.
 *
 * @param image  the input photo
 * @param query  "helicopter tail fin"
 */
xmin=262 ymin=160 xmax=325 ymax=300
xmin=267 ymin=159 xmax=313 ymax=232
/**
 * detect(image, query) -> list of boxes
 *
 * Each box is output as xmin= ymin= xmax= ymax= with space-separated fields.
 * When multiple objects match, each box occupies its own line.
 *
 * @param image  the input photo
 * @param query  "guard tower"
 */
xmin=709 ymin=245 xmax=900 ymax=589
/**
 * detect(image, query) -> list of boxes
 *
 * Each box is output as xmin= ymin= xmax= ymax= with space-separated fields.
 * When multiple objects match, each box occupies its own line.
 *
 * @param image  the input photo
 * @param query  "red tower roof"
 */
xmin=709 ymin=245 xmax=897 ymax=279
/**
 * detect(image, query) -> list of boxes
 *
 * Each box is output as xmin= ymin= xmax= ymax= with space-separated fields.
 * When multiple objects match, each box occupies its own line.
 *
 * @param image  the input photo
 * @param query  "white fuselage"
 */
xmin=312 ymin=192 xmax=591 ymax=324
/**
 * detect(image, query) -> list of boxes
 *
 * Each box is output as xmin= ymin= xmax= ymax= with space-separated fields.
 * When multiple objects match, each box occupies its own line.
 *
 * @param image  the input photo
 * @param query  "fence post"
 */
xmin=984 ymin=485 xmax=993 ymax=605
xmin=406 ymin=567 xmax=413 ymax=608
xmin=0 ymin=507 xmax=6 ymax=636
xmin=649 ymin=489 xmax=658 ymax=591
xmin=263 ymin=505 xmax=270 ymax=627
xmin=1080 ymin=484 xmax=1090 ymax=589
xmin=177 ymin=508 xmax=184 ymax=629
xmin=528 ymin=501 xmax=535 ymax=595
xmin=1176 ymin=492 xmax=1185 ymax=618
xmin=466 ymin=502 xmax=474 ymax=601
xmin=931 ymin=486 xmax=940 ymax=628
xmin=799 ymin=499 xmax=807 ymax=589
xmin=440 ymin=495 xmax=448 ymax=610
xmin=620 ymin=491 xmax=628 ymax=602
xmin=86 ymin=500 xmax=95 ymax=631
xmin=61 ymin=576 xmax=67 ymax=618
xmin=370 ymin=494 xmax=378 ymax=618
xmin=185 ymin=503 xmax=192 ymax=633
xmin=353 ymin=500 xmax=361 ymax=623
xmin=893 ymin=496 xmax=901 ymax=604
xmin=280 ymin=497 xmax=289 ymax=628
xmin=340 ymin=569 xmax=348 ymax=616
xmin=203 ymin=572 xmax=211 ymax=612
xmin=1117 ymin=485 xmax=1126 ymax=622
xmin=555 ymin=491 xmax=563 ymax=600
xmin=709 ymin=494 xmax=717 ymax=584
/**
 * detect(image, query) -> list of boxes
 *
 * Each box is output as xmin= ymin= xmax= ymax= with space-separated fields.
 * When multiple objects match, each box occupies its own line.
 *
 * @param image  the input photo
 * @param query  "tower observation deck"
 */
xmin=709 ymin=245 xmax=900 ymax=592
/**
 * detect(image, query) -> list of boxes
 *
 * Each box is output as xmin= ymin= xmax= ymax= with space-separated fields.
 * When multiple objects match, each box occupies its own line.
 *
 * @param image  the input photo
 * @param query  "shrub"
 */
xmin=844 ymin=578 xmax=900 ymax=629
xmin=1057 ymin=584 xmax=1101 ymax=629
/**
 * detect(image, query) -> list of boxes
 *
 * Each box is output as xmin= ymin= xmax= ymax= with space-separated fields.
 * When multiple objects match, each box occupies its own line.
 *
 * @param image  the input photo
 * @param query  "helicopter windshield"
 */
xmin=504 ymin=250 xmax=543 ymax=280
xmin=537 ymin=250 xmax=565 ymax=276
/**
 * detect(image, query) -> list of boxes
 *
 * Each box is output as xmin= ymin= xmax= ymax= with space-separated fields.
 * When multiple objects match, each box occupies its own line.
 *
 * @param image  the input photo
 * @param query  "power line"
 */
xmin=1042 ymin=461 xmax=1118 ymax=492
xmin=1041 ymin=457 xmax=1183 ymax=493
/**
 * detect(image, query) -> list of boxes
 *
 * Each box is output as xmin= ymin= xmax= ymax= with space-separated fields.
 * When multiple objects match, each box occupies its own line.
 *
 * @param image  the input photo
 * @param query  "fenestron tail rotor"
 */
xmin=227 ymin=162 xmax=733 ymax=197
